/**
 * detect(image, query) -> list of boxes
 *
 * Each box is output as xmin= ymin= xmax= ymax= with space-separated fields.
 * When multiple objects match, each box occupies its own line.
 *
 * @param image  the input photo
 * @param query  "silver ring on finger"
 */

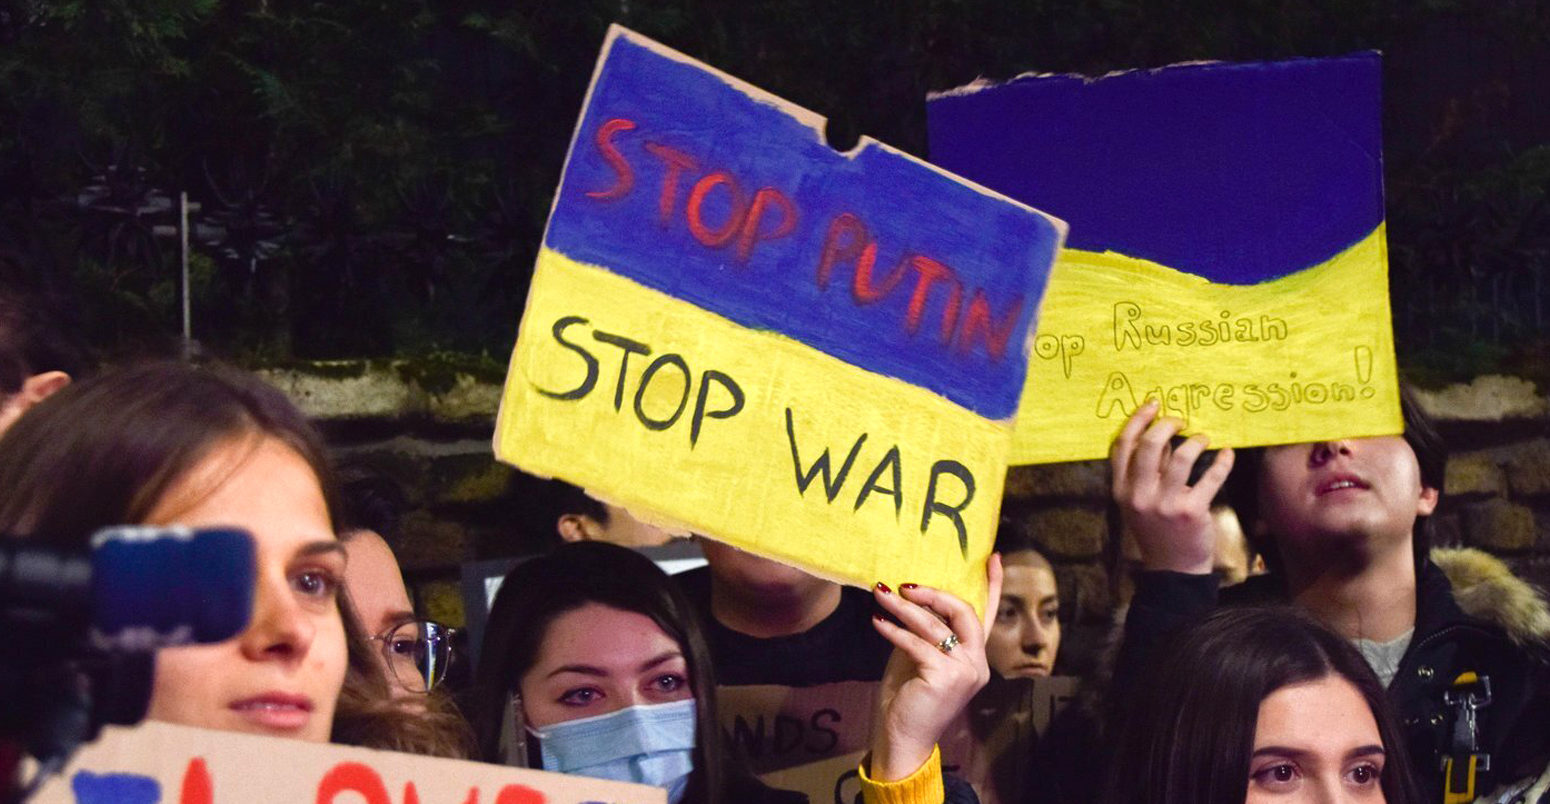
xmin=935 ymin=632 xmax=960 ymax=655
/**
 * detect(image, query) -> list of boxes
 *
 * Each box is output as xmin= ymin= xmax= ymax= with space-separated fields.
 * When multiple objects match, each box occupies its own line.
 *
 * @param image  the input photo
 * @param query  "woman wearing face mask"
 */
xmin=472 ymin=540 xmax=997 ymax=804
xmin=0 ymin=360 xmax=469 ymax=757
xmin=1101 ymin=607 xmax=1420 ymax=804
xmin=471 ymin=541 xmax=801 ymax=804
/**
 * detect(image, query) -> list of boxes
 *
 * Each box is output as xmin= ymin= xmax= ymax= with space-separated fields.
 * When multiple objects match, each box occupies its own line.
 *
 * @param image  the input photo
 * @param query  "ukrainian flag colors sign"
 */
xmin=495 ymin=27 xmax=1065 ymax=605
xmin=928 ymin=53 xmax=1402 ymax=464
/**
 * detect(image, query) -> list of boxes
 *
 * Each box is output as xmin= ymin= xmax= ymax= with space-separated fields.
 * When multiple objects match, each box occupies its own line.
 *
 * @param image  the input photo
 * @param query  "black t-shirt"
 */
xmin=674 ymin=566 xmax=894 ymax=687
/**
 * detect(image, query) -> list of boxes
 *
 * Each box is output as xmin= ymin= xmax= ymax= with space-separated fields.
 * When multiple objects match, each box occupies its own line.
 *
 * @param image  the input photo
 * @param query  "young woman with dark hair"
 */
xmin=1103 ymin=607 xmax=1420 ymax=804
xmin=986 ymin=525 xmax=1061 ymax=680
xmin=472 ymin=540 xmax=997 ymax=804
xmin=0 ymin=360 xmax=468 ymax=757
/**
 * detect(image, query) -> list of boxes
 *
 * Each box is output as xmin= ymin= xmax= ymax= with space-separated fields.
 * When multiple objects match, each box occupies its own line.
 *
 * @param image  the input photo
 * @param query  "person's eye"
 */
xmin=388 ymin=636 xmax=418 ymax=656
xmin=291 ymin=569 xmax=339 ymax=601
xmin=1346 ymin=762 xmax=1382 ymax=787
xmin=652 ymin=673 xmax=687 ymax=694
xmin=1251 ymin=762 xmax=1300 ymax=788
xmin=558 ymin=687 xmax=602 ymax=706
xmin=995 ymin=603 xmax=1017 ymax=623
xmin=1039 ymin=606 xmax=1060 ymax=625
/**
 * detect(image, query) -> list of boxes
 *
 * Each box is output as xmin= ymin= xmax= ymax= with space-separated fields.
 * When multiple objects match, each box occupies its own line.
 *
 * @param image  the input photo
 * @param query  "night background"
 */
xmin=1 ymin=0 xmax=1546 ymax=386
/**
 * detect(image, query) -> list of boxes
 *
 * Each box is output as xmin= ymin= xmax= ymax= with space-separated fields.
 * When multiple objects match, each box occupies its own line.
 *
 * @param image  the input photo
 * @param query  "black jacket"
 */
xmin=1112 ymin=549 xmax=1550 ymax=802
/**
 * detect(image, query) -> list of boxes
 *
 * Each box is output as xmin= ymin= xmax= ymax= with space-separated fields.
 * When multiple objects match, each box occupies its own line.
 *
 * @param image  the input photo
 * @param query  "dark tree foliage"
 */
xmin=0 ymin=0 xmax=1544 ymax=383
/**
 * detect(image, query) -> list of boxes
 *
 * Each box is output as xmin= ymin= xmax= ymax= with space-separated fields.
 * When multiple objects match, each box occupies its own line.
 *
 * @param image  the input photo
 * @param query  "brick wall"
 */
xmin=274 ymin=364 xmax=1550 ymax=668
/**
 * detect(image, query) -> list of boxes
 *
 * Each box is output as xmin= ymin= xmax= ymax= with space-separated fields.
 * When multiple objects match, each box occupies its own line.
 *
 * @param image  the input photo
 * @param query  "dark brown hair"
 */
xmin=0 ymin=359 xmax=468 ymax=756
xmin=471 ymin=541 xmax=739 ymax=804
xmin=1101 ymin=606 xmax=1419 ymax=804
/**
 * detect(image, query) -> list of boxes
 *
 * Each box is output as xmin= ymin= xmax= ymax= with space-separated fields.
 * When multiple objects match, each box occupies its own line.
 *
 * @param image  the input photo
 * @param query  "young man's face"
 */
xmin=1256 ymin=436 xmax=1439 ymax=559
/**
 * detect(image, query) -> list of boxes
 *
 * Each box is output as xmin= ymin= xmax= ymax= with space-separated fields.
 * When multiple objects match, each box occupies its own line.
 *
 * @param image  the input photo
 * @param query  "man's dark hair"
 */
xmin=1225 ymin=385 xmax=1447 ymax=572
xmin=337 ymin=462 xmax=409 ymax=540
xmin=0 ymin=281 xmax=85 ymax=395
xmin=510 ymin=472 xmax=611 ymax=546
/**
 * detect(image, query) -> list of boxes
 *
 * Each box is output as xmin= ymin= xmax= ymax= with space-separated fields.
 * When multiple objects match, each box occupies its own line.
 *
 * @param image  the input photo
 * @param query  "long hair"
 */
xmin=471 ymin=541 xmax=732 ymax=804
xmin=0 ymin=359 xmax=466 ymax=756
xmin=1225 ymin=384 xmax=1448 ymax=573
xmin=1101 ymin=607 xmax=1419 ymax=804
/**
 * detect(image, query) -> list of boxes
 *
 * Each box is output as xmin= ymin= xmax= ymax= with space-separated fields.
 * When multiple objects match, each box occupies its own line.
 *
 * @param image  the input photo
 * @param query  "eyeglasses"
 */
xmin=371 ymin=619 xmax=457 ymax=693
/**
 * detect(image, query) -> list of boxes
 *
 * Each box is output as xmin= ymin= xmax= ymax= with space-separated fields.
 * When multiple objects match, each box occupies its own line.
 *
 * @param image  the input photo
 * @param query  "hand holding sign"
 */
xmin=866 ymin=554 xmax=1003 ymax=782
xmin=1110 ymin=401 xmax=1235 ymax=574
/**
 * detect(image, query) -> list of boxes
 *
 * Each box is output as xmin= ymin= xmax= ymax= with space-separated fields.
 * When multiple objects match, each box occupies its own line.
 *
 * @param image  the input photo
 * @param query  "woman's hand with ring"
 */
xmin=866 ymin=555 xmax=1002 ymax=781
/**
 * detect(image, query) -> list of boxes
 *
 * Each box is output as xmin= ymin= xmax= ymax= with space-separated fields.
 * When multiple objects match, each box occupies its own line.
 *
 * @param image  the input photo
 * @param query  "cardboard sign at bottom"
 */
xmin=723 ymin=677 xmax=1078 ymax=804
xmin=33 ymin=720 xmax=665 ymax=804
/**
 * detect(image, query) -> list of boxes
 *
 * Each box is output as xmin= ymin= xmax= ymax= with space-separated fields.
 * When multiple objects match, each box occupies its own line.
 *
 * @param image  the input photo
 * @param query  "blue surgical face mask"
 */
xmin=528 ymin=698 xmax=697 ymax=804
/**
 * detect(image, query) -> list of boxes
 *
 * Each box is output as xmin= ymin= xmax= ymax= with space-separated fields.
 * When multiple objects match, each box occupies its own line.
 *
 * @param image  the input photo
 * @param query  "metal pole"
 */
xmin=180 ymin=191 xmax=191 ymax=360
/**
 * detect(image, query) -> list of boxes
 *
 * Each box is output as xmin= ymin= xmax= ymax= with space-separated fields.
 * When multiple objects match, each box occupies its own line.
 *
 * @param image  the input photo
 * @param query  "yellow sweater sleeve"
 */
xmin=857 ymin=745 xmax=944 ymax=804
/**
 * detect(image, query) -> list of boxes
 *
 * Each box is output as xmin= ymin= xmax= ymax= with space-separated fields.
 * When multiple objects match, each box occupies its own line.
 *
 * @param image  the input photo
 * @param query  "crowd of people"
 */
xmin=2 ymin=280 xmax=1549 ymax=804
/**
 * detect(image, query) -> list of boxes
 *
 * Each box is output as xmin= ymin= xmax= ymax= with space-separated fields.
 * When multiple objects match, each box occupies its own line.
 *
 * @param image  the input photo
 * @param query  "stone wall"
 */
xmin=269 ymin=363 xmax=1550 ymax=671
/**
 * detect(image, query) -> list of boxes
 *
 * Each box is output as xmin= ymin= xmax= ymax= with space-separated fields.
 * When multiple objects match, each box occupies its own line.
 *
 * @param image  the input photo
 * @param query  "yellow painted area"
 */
xmin=1011 ymin=225 xmax=1402 ymax=464
xmin=496 ymin=248 xmax=1006 ymax=610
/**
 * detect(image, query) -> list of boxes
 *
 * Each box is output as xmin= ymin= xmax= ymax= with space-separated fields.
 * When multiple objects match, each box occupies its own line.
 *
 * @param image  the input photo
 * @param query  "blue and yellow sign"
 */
xmin=495 ymin=27 xmax=1065 ymax=605
xmin=928 ymin=53 xmax=1401 ymax=464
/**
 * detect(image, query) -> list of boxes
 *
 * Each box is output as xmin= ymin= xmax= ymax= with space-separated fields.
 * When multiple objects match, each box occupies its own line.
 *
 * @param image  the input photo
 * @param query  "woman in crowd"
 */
xmin=985 ymin=527 xmax=1061 ymax=680
xmin=1101 ymin=607 xmax=1419 ymax=804
xmin=0 ymin=360 xmax=467 ymax=757
xmin=472 ymin=540 xmax=996 ymax=804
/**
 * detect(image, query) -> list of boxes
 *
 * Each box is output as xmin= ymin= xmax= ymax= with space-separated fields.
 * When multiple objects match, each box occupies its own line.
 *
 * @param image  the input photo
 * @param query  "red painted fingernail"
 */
xmin=873 ymin=614 xmax=887 ymax=623
xmin=900 ymin=583 xmax=919 ymax=590
xmin=875 ymin=581 xmax=892 ymax=594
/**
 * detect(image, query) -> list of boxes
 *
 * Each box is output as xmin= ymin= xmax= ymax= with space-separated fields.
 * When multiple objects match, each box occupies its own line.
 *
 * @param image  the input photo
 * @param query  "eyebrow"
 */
xmin=546 ymin=650 xmax=685 ymax=680
xmin=1251 ymin=745 xmax=1385 ymax=759
xmin=637 ymin=650 xmax=684 ymax=673
xmin=298 ymin=541 xmax=348 ymax=560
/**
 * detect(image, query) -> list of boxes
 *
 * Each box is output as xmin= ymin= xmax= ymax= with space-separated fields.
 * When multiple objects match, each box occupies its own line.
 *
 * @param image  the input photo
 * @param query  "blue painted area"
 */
xmin=545 ymin=33 xmax=1063 ymax=420
xmin=927 ymin=53 xmax=1383 ymax=285
xmin=71 ymin=770 xmax=162 ymax=803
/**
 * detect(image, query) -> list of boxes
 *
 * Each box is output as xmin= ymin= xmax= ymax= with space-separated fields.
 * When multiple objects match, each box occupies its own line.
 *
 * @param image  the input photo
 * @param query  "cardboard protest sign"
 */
xmin=495 ymin=26 xmax=1065 ymax=605
xmin=34 ymin=720 xmax=663 ymax=804
xmin=718 ymin=682 xmax=877 ymax=775
xmin=759 ymin=751 xmax=867 ymax=804
xmin=928 ymin=53 xmax=1402 ymax=464
xmin=719 ymin=677 xmax=1077 ymax=804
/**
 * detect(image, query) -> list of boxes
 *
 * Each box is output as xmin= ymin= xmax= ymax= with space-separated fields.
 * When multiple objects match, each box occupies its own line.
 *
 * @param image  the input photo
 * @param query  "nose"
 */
xmin=239 ymin=572 xmax=315 ymax=664
xmin=1308 ymin=439 xmax=1353 ymax=467
xmin=1021 ymin=614 xmax=1050 ymax=657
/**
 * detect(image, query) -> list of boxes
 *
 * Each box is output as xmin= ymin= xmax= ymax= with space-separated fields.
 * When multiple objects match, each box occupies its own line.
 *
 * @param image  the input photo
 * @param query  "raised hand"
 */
xmin=866 ymin=555 xmax=1002 ymax=781
xmin=1110 ymin=399 xmax=1235 ymax=574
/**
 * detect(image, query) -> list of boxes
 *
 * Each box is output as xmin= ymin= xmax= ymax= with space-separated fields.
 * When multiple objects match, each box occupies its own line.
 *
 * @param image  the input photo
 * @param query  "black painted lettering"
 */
xmin=690 ymin=369 xmax=745 ymax=447
xmin=536 ymin=316 xmax=599 ymax=400
xmin=774 ymin=715 xmax=806 ymax=755
xmin=632 ymin=353 xmax=691 ymax=430
xmin=785 ymin=408 xmax=867 ymax=504
xmin=921 ymin=460 xmax=975 ymax=557
xmin=592 ymin=330 xmax=651 ymax=411
xmin=854 ymin=445 xmax=903 ymax=518
xmin=727 ymin=715 xmax=766 ymax=758
xmin=809 ymin=709 xmax=841 ymax=754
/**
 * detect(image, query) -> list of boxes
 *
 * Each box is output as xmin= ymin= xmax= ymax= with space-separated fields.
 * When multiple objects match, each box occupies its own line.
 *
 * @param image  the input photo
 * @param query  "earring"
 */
xmin=499 ymin=692 xmax=529 ymax=768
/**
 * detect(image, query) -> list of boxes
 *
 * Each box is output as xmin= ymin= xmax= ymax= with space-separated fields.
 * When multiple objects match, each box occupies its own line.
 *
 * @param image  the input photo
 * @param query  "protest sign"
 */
xmin=33 ymin=720 xmax=663 ymax=804
xmin=495 ymin=26 xmax=1065 ymax=605
xmin=928 ymin=53 xmax=1402 ymax=464
xmin=720 ymin=677 xmax=1077 ymax=804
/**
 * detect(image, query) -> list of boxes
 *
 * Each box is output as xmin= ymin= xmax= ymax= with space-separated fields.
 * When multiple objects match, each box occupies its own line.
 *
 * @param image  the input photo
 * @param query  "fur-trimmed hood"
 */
xmin=1432 ymin=546 xmax=1550 ymax=646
